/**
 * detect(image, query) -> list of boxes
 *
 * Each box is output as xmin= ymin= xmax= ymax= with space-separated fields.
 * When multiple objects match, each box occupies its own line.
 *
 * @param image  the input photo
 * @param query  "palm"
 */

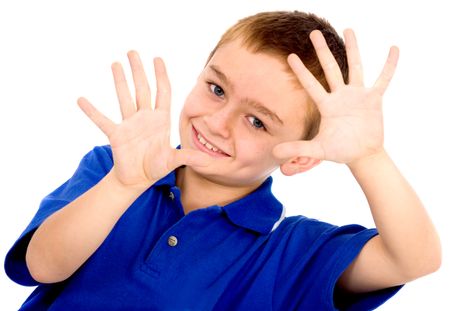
xmin=312 ymin=87 xmax=384 ymax=163
xmin=107 ymin=109 xmax=171 ymax=185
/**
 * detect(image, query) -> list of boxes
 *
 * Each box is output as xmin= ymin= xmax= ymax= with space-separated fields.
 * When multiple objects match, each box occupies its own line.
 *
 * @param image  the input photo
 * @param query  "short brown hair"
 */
xmin=206 ymin=11 xmax=349 ymax=140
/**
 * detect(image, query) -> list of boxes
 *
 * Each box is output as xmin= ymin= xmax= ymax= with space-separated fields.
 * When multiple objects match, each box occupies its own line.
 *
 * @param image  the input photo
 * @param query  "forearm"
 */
xmin=26 ymin=168 xmax=149 ymax=283
xmin=348 ymin=150 xmax=441 ymax=279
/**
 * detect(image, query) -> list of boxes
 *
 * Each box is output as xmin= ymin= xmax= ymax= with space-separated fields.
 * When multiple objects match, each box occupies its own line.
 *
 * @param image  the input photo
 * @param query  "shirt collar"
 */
xmin=154 ymin=171 xmax=285 ymax=235
xmin=221 ymin=177 xmax=285 ymax=235
xmin=154 ymin=170 xmax=177 ymax=188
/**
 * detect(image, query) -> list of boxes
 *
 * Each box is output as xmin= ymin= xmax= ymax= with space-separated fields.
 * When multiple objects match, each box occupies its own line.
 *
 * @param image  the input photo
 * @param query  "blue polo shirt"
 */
xmin=5 ymin=145 xmax=401 ymax=310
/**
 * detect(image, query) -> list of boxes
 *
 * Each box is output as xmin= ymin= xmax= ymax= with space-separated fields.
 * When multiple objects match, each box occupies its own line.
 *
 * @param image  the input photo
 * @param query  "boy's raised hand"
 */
xmin=273 ymin=29 xmax=399 ymax=168
xmin=78 ymin=51 xmax=211 ymax=189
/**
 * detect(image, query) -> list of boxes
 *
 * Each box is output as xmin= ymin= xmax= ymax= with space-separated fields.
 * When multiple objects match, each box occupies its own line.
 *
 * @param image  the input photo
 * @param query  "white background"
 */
xmin=1 ymin=0 xmax=449 ymax=310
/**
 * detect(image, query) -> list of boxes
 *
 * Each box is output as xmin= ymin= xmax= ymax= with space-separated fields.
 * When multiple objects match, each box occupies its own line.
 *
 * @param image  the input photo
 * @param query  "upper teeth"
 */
xmin=197 ymin=133 xmax=219 ymax=152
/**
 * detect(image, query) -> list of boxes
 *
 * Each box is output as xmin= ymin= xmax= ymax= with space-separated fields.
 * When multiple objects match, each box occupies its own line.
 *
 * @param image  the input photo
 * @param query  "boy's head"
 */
xmin=208 ymin=11 xmax=349 ymax=140
xmin=179 ymin=11 xmax=348 ymax=187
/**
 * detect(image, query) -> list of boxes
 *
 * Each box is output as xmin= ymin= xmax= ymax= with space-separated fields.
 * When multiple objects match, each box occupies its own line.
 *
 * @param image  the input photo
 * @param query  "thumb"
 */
xmin=171 ymin=149 xmax=213 ymax=169
xmin=273 ymin=140 xmax=325 ymax=161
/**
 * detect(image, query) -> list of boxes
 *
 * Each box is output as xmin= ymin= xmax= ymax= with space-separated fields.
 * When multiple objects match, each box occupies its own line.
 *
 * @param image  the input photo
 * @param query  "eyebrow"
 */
xmin=208 ymin=65 xmax=284 ymax=125
xmin=243 ymin=98 xmax=284 ymax=125
xmin=209 ymin=65 xmax=233 ymax=92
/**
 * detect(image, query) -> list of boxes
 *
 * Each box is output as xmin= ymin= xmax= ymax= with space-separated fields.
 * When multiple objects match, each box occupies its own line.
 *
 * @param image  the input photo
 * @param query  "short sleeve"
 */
xmin=4 ymin=145 xmax=113 ymax=286
xmin=322 ymin=226 xmax=403 ymax=310
xmin=273 ymin=217 xmax=403 ymax=310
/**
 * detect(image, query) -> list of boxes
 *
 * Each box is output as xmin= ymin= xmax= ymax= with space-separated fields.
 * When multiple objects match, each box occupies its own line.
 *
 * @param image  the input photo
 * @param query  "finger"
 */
xmin=344 ymin=29 xmax=364 ymax=86
xmin=272 ymin=140 xmax=325 ymax=161
xmin=154 ymin=57 xmax=172 ymax=111
xmin=77 ymin=97 xmax=116 ymax=137
xmin=373 ymin=46 xmax=399 ymax=95
xmin=170 ymin=149 xmax=213 ymax=169
xmin=310 ymin=30 xmax=345 ymax=91
xmin=288 ymin=53 xmax=328 ymax=105
xmin=111 ymin=62 xmax=135 ymax=119
xmin=127 ymin=50 xmax=152 ymax=110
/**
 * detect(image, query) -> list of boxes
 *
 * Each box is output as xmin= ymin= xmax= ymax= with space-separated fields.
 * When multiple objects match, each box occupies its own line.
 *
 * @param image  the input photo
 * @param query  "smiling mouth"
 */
xmin=192 ymin=127 xmax=230 ymax=157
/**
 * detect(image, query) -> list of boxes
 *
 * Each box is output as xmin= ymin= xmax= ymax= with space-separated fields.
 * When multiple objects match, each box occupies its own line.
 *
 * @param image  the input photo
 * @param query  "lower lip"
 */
xmin=192 ymin=127 xmax=229 ymax=158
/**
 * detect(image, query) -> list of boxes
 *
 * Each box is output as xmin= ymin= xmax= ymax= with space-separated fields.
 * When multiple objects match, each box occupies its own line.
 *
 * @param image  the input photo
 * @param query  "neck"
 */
xmin=176 ymin=167 xmax=261 ymax=215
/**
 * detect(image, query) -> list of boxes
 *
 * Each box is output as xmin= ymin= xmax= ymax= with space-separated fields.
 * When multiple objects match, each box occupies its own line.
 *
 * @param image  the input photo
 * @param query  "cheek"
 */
xmin=181 ymin=87 xmax=210 ymax=119
xmin=181 ymin=93 xmax=196 ymax=117
xmin=236 ymin=135 xmax=277 ymax=164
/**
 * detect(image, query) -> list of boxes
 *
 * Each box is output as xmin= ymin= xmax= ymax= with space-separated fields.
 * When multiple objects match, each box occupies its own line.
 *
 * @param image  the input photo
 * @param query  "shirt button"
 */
xmin=168 ymin=235 xmax=178 ymax=247
xmin=168 ymin=191 xmax=175 ymax=200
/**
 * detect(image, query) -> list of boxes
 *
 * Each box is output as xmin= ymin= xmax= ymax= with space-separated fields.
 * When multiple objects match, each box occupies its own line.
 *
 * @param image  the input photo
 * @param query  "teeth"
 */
xmin=198 ymin=134 xmax=206 ymax=144
xmin=197 ymin=133 xmax=221 ymax=153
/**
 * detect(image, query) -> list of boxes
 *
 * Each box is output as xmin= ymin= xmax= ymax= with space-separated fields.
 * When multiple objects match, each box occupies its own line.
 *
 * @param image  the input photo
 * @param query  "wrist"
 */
xmin=347 ymin=149 xmax=389 ymax=173
xmin=106 ymin=168 xmax=153 ymax=197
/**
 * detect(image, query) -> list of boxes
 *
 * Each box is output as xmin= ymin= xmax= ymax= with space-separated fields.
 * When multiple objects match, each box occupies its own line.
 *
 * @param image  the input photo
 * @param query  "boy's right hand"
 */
xmin=77 ymin=51 xmax=212 ymax=190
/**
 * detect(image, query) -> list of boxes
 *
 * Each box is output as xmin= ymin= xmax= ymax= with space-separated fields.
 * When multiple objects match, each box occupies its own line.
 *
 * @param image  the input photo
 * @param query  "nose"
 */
xmin=203 ymin=106 xmax=233 ymax=138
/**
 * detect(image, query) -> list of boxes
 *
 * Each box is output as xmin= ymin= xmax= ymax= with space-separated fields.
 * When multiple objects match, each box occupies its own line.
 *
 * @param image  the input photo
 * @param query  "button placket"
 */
xmin=142 ymin=232 xmax=181 ymax=278
xmin=141 ymin=206 xmax=223 ymax=280
xmin=167 ymin=187 xmax=185 ymax=217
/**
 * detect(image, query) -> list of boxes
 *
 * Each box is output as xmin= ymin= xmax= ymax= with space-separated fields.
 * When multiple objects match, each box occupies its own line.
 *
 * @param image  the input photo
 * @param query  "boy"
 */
xmin=5 ymin=11 xmax=441 ymax=310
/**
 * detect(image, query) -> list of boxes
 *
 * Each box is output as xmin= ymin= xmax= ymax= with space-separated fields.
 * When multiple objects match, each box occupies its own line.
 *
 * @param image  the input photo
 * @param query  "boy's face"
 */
xmin=179 ymin=39 xmax=310 ymax=187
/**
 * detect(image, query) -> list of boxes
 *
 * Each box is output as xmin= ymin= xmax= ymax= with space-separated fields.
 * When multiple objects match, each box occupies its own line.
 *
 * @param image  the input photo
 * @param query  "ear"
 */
xmin=279 ymin=156 xmax=321 ymax=176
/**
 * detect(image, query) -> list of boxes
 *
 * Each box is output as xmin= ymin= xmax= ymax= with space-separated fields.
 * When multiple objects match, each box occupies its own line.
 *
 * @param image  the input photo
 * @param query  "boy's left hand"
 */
xmin=273 ymin=29 xmax=399 ymax=168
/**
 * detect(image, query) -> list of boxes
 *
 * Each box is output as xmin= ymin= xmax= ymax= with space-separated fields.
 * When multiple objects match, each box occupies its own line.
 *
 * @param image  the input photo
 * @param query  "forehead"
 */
xmin=208 ymin=40 xmax=292 ymax=84
xmin=205 ymin=40 xmax=309 ymax=133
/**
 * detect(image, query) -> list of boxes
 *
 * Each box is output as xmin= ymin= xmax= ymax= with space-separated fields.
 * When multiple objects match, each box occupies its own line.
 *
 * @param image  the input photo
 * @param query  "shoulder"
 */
xmin=270 ymin=214 xmax=377 ymax=262
xmin=276 ymin=214 xmax=372 ymax=237
xmin=268 ymin=215 xmax=379 ymax=284
xmin=83 ymin=145 xmax=113 ymax=168
xmin=41 ymin=145 xmax=114 ymax=204
xmin=67 ymin=145 xmax=113 ymax=179
xmin=275 ymin=215 xmax=358 ymax=237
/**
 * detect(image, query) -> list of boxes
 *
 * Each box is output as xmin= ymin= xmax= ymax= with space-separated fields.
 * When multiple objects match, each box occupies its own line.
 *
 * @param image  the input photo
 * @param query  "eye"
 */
xmin=209 ymin=83 xmax=225 ymax=97
xmin=247 ymin=116 xmax=266 ymax=130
